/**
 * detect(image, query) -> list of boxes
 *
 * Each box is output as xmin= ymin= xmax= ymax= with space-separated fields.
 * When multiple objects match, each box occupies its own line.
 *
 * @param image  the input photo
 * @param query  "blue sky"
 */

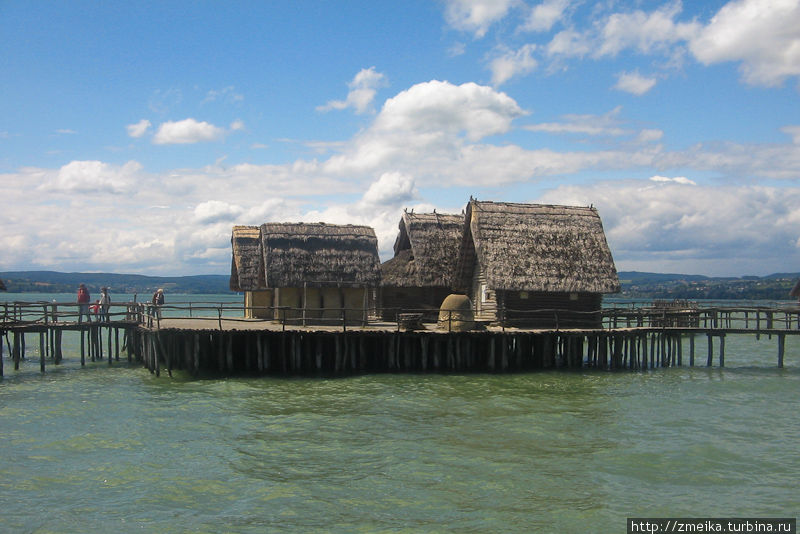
xmin=2 ymin=0 xmax=800 ymax=277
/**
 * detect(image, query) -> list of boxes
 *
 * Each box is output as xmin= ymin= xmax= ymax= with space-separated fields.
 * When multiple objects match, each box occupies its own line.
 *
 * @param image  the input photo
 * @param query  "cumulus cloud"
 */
xmin=539 ymin=0 xmax=800 ymax=87
xmin=43 ymin=160 xmax=143 ymax=194
xmin=322 ymin=80 xmax=526 ymax=177
xmin=444 ymin=0 xmax=518 ymax=38
xmin=153 ymin=118 xmax=226 ymax=145
xmin=597 ymin=2 xmax=700 ymax=57
xmin=689 ymin=0 xmax=800 ymax=86
xmin=361 ymin=172 xmax=418 ymax=206
xmin=317 ymin=67 xmax=388 ymax=114
xmin=522 ymin=0 xmax=569 ymax=32
xmin=489 ymin=44 xmax=538 ymax=85
xmin=126 ymin=119 xmax=152 ymax=138
xmin=649 ymin=175 xmax=696 ymax=185
xmin=614 ymin=71 xmax=658 ymax=95
xmin=193 ymin=200 xmax=244 ymax=224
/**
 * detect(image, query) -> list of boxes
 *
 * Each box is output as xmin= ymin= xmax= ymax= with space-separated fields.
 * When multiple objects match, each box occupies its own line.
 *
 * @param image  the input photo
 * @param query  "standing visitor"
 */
xmin=77 ymin=283 xmax=91 ymax=323
xmin=150 ymin=288 xmax=165 ymax=325
xmin=99 ymin=287 xmax=111 ymax=322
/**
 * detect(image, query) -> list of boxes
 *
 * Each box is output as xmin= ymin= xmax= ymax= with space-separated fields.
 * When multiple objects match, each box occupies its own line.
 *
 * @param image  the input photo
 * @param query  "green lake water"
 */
xmin=1 ymin=294 xmax=799 ymax=532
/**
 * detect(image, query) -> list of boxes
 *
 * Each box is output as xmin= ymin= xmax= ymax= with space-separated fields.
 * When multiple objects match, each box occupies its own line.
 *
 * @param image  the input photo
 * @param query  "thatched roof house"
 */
xmin=230 ymin=225 xmax=264 ymax=292
xmin=380 ymin=211 xmax=463 ymax=319
xmin=0 ymin=278 xmax=6 ymax=291
xmin=230 ymin=222 xmax=381 ymax=323
xmin=261 ymin=223 xmax=381 ymax=288
xmin=455 ymin=200 xmax=620 ymax=327
xmin=791 ymin=279 xmax=800 ymax=300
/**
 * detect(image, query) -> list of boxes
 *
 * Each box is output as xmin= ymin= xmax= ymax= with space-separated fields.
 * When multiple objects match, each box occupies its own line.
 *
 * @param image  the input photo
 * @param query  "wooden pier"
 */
xmin=2 ymin=301 xmax=799 ymax=376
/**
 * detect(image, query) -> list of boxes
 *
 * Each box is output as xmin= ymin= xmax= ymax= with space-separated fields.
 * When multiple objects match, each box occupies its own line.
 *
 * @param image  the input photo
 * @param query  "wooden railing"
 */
xmin=3 ymin=300 xmax=800 ymax=333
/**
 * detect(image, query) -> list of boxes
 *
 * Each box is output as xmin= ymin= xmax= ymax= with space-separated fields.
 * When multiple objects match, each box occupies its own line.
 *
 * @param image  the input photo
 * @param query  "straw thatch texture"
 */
xmin=0 ymin=278 xmax=6 ymax=291
xmin=381 ymin=212 xmax=463 ymax=287
xmin=457 ymin=201 xmax=620 ymax=293
xmin=261 ymin=223 xmax=381 ymax=288
xmin=790 ymin=279 xmax=800 ymax=299
xmin=230 ymin=226 xmax=265 ymax=291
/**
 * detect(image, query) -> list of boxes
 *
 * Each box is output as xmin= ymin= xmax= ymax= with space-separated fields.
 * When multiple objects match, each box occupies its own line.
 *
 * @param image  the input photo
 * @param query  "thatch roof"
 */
xmin=230 ymin=226 xmax=264 ymax=291
xmin=381 ymin=212 xmax=464 ymax=287
xmin=456 ymin=200 xmax=620 ymax=294
xmin=261 ymin=222 xmax=381 ymax=288
xmin=0 ymin=278 xmax=6 ymax=291
xmin=790 ymin=279 xmax=800 ymax=298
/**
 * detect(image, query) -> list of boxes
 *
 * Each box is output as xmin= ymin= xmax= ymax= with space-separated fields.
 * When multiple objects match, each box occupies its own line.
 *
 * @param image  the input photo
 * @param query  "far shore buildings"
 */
xmin=230 ymin=222 xmax=381 ymax=324
xmin=230 ymin=199 xmax=620 ymax=328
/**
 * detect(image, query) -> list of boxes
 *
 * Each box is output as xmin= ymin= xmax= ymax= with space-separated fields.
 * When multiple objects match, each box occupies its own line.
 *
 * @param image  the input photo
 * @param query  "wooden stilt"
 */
xmin=778 ymin=334 xmax=785 ymax=368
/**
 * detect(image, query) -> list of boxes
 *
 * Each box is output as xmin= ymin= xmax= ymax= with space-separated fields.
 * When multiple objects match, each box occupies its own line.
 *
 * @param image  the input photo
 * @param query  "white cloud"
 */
xmin=193 ymin=200 xmax=244 ymax=224
xmin=322 ymin=80 xmax=526 ymax=176
xmin=636 ymin=129 xmax=664 ymax=143
xmin=614 ymin=71 xmax=658 ymax=95
xmin=489 ymin=44 xmax=538 ymax=85
xmin=55 ymin=129 xmax=77 ymax=135
xmin=202 ymin=86 xmax=244 ymax=104
xmin=689 ymin=0 xmax=800 ymax=86
xmin=597 ymin=2 xmax=700 ymax=57
xmin=649 ymin=175 xmax=696 ymax=185
xmin=546 ymin=29 xmax=592 ymax=58
xmin=524 ymin=107 xmax=630 ymax=137
xmin=317 ymin=67 xmax=388 ymax=114
xmin=126 ymin=119 xmax=152 ymax=138
xmin=782 ymin=125 xmax=800 ymax=144
xmin=443 ymin=0 xmax=519 ymax=38
xmin=361 ymin=172 xmax=418 ymax=206
xmin=152 ymin=118 xmax=226 ymax=145
xmin=43 ymin=160 xmax=143 ymax=194
xmin=522 ymin=0 xmax=569 ymax=32
xmin=538 ymin=180 xmax=800 ymax=276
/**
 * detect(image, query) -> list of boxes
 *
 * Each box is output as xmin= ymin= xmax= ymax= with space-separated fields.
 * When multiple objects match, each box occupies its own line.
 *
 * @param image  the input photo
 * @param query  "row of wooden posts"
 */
xmin=0 ymin=323 xmax=138 ymax=376
xmin=0 ymin=322 xmax=793 ymax=376
xmin=132 ymin=328 xmax=789 ymax=377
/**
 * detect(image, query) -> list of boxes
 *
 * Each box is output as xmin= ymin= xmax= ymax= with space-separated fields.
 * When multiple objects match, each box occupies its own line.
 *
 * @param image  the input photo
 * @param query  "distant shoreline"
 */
xmin=1 ymin=270 xmax=798 ymax=300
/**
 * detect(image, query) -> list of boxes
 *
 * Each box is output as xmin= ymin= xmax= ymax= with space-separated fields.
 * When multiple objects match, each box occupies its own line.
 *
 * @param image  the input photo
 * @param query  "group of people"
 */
xmin=76 ymin=284 xmax=165 ymax=324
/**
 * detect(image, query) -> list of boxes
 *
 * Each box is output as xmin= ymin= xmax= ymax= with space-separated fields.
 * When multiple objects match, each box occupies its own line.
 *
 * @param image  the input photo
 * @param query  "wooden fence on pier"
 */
xmin=1 ymin=300 xmax=799 ymax=376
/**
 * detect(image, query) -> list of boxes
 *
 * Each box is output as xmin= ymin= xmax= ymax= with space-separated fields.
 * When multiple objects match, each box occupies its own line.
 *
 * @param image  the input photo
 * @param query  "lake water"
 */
xmin=1 ymin=294 xmax=799 ymax=532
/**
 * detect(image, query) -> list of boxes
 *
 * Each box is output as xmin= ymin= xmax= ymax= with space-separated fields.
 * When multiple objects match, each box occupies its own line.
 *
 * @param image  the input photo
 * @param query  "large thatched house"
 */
xmin=230 ymin=222 xmax=381 ymax=324
xmin=230 ymin=225 xmax=269 ymax=318
xmin=454 ymin=200 xmax=620 ymax=327
xmin=379 ymin=211 xmax=463 ymax=320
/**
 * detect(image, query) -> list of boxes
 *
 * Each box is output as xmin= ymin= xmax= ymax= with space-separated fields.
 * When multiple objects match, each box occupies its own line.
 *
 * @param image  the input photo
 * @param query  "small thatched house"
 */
xmin=0 ymin=278 xmax=6 ymax=291
xmin=230 ymin=222 xmax=381 ymax=324
xmin=230 ymin=225 xmax=269 ymax=318
xmin=454 ymin=200 xmax=620 ymax=328
xmin=380 ymin=211 xmax=464 ymax=320
xmin=791 ymin=279 xmax=800 ymax=301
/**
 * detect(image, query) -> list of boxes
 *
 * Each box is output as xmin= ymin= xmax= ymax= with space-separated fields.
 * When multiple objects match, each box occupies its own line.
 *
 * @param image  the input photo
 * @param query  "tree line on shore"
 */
xmin=1 ymin=270 xmax=798 ymax=300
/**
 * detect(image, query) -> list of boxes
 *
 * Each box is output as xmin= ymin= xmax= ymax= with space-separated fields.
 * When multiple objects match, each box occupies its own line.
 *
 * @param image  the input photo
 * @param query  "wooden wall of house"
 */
xmin=471 ymin=262 xmax=498 ymax=322
xmin=379 ymin=286 xmax=452 ymax=321
xmin=274 ymin=286 xmax=368 ymax=324
xmin=245 ymin=290 xmax=273 ymax=319
xmin=500 ymin=291 xmax=603 ymax=328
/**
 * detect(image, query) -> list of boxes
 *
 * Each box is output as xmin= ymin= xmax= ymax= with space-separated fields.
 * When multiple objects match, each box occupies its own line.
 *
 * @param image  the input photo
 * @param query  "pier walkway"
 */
xmin=1 ymin=300 xmax=798 ymax=376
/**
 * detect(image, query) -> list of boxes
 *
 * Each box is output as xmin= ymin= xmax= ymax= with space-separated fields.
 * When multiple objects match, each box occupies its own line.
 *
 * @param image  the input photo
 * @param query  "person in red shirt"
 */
xmin=77 ymin=283 xmax=91 ymax=323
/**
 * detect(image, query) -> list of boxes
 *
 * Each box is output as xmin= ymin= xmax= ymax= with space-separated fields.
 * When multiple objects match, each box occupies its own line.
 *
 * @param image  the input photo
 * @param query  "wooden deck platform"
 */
xmin=2 ymin=301 xmax=798 ymax=376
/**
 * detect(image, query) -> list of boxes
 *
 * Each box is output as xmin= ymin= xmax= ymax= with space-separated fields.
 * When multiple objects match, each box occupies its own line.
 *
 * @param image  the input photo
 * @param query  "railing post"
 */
xmin=218 ymin=307 xmax=222 ymax=331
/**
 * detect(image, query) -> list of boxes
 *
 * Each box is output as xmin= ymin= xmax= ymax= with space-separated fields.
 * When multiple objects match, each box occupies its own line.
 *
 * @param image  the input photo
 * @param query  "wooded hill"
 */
xmin=0 ymin=271 xmax=229 ymax=295
xmin=1 ymin=270 xmax=798 ymax=300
